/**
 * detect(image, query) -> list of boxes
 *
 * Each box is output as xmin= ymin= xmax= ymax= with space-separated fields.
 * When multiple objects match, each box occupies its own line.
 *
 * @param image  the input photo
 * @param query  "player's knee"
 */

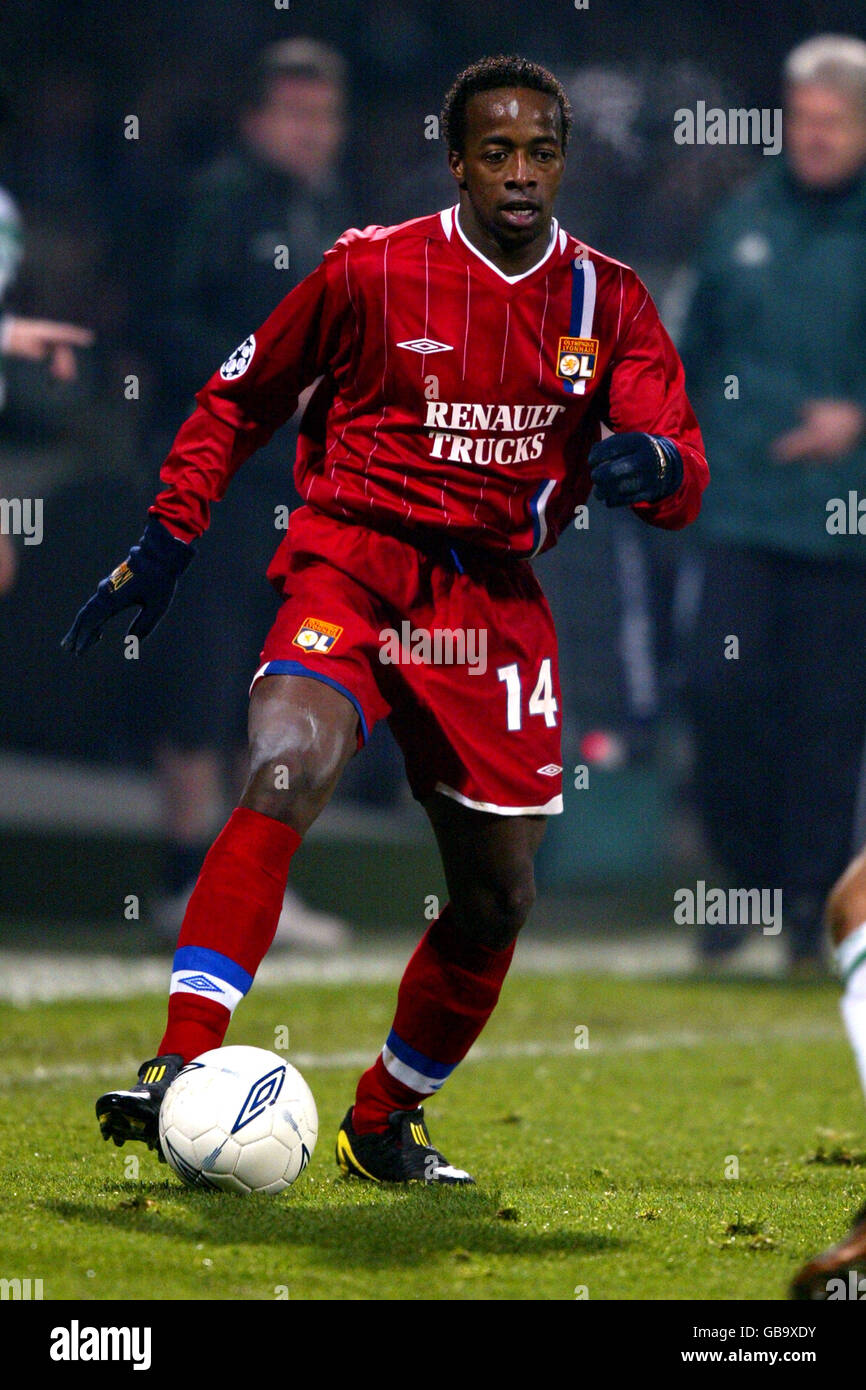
xmin=243 ymin=725 xmax=347 ymax=825
xmin=457 ymin=871 xmax=536 ymax=950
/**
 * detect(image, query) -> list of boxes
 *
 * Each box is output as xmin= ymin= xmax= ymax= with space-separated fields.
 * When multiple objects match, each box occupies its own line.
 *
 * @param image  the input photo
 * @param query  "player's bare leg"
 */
xmin=424 ymin=794 xmax=546 ymax=950
xmin=790 ymin=847 xmax=866 ymax=1297
xmin=96 ymin=674 xmax=358 ymax=1152
xmin=337 ymin=795 xmax=546 ymax=1183
xmin=240 ymin=672 xmax=359 ymax=833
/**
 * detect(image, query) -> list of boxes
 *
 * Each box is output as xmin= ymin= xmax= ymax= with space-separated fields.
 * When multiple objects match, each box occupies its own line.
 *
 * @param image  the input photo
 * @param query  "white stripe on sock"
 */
xmin=169 ymin=970 xmax=243 ymax=1012
xmin=381 ymin=1043 xmax=445 ymax=1094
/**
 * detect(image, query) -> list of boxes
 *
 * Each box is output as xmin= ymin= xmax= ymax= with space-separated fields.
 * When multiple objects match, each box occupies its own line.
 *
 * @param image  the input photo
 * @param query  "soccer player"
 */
xmin=791 ymin=846 xmax=866 ymax=1296
xmin=65 ymin=55 xmax=707 ymax=1184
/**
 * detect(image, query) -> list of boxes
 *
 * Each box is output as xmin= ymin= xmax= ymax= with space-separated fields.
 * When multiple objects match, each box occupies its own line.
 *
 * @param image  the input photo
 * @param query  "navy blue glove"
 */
xmin=589 ymin=432 xmax=683 ymax=507
xmin=61 ymin=517 xmax=195 ymax=655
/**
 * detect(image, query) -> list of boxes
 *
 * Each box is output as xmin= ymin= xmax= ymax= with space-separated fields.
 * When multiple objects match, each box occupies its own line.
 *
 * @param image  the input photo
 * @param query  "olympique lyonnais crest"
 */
xmin=292 ymin=616 xmax=344 ymax=654
xmin=556 ymin=336 xmax=599 ymax=382
xmin=219 ymin=334 xmax=256 ymax=380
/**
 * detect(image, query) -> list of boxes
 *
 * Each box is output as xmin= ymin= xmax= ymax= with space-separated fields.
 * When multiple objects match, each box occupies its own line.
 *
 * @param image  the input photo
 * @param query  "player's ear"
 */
xmin=447 ymin=150 xmax=468 ymax=189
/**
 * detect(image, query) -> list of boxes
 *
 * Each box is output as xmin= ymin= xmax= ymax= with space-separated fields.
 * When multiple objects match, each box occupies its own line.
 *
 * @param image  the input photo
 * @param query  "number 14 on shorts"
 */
xmin=497 ymin=658 xmax=558 ymax=731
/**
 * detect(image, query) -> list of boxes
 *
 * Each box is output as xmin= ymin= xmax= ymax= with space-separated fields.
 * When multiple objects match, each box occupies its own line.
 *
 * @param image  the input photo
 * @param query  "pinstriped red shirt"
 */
xmin=150 ymin=205 xmax=707 ymax=557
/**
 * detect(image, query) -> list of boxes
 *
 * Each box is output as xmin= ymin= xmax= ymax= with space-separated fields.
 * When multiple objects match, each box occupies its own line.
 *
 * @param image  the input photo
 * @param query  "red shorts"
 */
xmin=252 ymin=507 xmax=563 ymax=816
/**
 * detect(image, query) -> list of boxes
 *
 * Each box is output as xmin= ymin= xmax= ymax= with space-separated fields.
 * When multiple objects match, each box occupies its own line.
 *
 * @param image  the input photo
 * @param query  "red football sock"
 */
xmin=159 ymin=807 xmax=301 ymax=1062
xmin=352 ymin=904 xmax=516 ymax=1133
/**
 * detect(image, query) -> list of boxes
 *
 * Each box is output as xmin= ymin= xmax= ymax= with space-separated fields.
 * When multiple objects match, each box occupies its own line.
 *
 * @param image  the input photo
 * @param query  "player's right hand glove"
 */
xmin=61 ymin=517 xmax=195 ymax=655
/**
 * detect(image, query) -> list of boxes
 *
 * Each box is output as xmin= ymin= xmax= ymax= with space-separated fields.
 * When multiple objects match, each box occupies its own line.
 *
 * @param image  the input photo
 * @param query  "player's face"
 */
xmin=449 ymin=88 xmax=565 ymax=257
xmin=784 ymin=82 xmax=866 ymax=189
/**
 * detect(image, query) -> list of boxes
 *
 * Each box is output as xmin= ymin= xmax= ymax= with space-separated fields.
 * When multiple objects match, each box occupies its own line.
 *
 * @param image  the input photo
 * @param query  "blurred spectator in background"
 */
xmin=133 ymin=38 xmax=379 ymax=947
xmin=535 ymin=60 xmax=750 ymax=799
xmin=0 ymin=76 xmax=94 ymax=597
xmin=147 ymin=38 xmax=352 ymax=411
xmin=680 ymin=35 xmax=866 ymax=971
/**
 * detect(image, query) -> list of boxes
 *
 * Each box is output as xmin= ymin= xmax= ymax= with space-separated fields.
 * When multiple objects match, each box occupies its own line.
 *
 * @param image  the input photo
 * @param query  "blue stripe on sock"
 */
xmin=385 ymin=1029 xmax=455 ymax=1081
xmin=173 ymin=946 xmax=253 ymax=996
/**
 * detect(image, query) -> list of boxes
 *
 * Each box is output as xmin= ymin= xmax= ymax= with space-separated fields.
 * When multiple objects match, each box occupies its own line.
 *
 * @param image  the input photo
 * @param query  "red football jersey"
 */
xmin=150 ymin=206 xmax=707 ymax=556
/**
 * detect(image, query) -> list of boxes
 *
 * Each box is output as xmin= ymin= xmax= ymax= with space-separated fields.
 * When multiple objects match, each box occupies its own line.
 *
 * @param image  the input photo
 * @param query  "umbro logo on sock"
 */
xmin=177 ymin=974 xmax=225 ymax=993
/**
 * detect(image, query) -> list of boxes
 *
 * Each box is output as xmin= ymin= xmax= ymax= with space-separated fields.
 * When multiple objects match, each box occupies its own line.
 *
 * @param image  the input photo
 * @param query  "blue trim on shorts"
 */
xmin=258 ymin=659 xmax=369 ymax=743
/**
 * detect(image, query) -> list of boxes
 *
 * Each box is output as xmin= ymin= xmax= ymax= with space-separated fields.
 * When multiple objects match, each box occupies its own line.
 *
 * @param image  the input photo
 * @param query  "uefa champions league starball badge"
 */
xmin=219 ymin=334 xmax=256 ymax=380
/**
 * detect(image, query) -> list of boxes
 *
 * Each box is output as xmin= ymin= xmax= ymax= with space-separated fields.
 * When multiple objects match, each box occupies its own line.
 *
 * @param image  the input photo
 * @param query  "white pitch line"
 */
xmin=0 ymin=935 xmax=790 ymax=1005
xmin=0 ymin=1021 xmax=844 ymax=1091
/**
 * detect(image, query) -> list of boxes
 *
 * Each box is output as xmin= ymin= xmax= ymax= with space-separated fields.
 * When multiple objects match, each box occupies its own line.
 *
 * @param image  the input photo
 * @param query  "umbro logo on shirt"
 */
xmin=397 ymin=338 xmax=454 ymax=354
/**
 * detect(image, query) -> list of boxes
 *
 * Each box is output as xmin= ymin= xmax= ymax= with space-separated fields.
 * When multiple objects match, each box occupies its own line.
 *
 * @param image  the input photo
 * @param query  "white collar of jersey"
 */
xmin=443 ymin=205 xmax=563 ymax=282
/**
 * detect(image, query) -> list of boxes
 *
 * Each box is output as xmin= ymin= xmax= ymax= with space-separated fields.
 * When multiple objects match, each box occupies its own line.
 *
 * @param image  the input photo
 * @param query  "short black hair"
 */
xmin=441 ymin=55 xmax=572 ymax=155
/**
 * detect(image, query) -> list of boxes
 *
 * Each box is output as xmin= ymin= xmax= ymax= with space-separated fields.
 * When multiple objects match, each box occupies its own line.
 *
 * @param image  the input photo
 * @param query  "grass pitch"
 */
xmin=1 ymin=968 xmax=863 ymax=1302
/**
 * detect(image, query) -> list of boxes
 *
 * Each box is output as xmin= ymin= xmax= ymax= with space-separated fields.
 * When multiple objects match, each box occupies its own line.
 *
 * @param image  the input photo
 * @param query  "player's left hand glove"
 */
xmin=589 ymin=432 xmax=683 ymax=507
xmin=61 ymin=517 xmax=195 ymax=655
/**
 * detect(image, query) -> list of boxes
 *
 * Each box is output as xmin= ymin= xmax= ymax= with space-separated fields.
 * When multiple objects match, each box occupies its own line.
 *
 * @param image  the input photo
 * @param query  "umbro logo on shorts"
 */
xmin=397 ymin=338 xmax=454 ymax=354
xmin=536 ymin=764 xmax=562 ymax=776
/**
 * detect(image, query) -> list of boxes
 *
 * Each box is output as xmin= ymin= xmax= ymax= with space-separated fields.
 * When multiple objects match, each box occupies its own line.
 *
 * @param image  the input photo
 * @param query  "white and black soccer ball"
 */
xmin=159 ymin=1045 xmax=317 ymax=1194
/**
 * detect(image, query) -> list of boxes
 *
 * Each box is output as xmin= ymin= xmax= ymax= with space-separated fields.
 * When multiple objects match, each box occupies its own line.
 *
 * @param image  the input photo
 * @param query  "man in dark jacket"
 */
xmin=681 ymin=35 xmax=866 ymax=969
xmin=144 ymin=39 xmax=359 ymax=947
